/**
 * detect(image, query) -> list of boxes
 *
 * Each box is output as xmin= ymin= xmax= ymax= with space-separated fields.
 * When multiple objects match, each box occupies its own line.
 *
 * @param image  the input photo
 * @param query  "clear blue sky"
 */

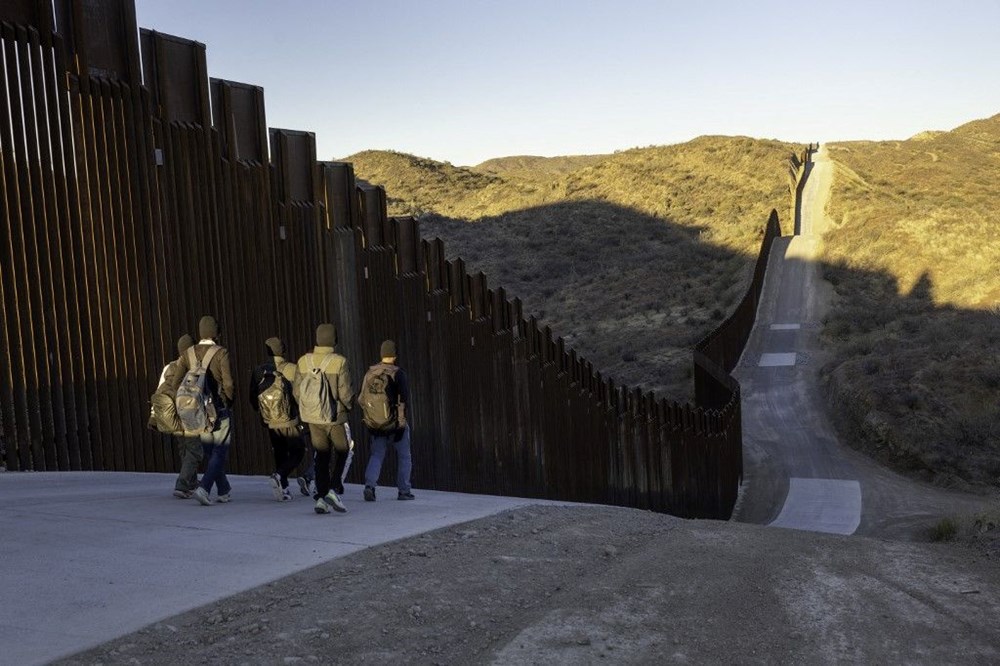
xmin=134 ymin=0 xmax=1000 ymax=166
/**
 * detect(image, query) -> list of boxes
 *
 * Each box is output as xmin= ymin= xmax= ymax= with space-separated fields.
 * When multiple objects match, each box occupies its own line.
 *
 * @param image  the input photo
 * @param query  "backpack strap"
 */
xmin=201 ymin=345 xmax=221 ymax=370
xmin=187 ymin=346 xmax=198 ymax=369
xmin=318 ymin=354 xmax=335 ymax=374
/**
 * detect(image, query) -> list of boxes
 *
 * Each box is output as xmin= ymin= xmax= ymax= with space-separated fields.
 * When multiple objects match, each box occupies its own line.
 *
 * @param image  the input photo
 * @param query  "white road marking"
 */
xmin=769 ymin=478 xmax=862 ymax=535
xmin=759 ymin=353 xmax=797 ymax=367
xmin=769 ymin=323 xmax=801 ymax=330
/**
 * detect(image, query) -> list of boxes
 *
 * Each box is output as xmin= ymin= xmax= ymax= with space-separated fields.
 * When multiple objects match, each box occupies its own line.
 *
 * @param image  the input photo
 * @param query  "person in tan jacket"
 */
xmin=294 ymin=323 xmax=353 ymax=514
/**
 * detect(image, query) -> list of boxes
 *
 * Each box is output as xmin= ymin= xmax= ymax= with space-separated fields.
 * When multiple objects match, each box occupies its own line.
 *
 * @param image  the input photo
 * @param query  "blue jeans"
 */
xmin=364 ymin=426 xmax=411 ymax=493
xmin=199 ymin=416 xmax=232 ymax=496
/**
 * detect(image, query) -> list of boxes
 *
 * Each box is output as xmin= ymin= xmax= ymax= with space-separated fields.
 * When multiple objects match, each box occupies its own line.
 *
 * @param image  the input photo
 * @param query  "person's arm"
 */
xmin=396 ymin=368 xmax=409 ymax=432
xmin=338 ymin=358 xmax=354 ymax=411
xmin=158 ymin=362 xmax=179 ymax=397
xmin=163 ymin=354 xmax=188 ymax=394
xmin=217 ymin=348 xmax=235 ymax=408
xmin=248 ymin=364 xmax=263 ymax=411
xmin=292 ymin=357 xmax=303 ymax=401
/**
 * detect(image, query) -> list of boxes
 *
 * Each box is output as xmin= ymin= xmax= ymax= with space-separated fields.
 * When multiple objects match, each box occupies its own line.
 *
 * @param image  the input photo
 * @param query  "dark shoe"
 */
xmin=173 ymin=489 xmax=193 ymax=499
xmin=397 ymin=491 xmax=415 ymax=501
xmin=363 ymin=486 xmax=376 ymax=502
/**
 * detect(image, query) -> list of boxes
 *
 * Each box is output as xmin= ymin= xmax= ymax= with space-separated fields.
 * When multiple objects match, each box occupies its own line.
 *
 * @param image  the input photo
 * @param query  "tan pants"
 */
xmin=308 ymin=423 xmax=348 ymax=498
xmin=307 ymin=423 xmax=348 ymax=453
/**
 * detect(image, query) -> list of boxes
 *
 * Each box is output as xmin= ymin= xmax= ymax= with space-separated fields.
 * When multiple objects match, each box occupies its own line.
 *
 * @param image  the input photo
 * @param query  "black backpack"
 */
xmin=360 ymin=364 xmax=400 ymax=433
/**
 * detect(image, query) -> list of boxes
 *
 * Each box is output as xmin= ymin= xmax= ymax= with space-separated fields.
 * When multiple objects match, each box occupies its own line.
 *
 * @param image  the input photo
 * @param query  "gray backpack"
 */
xmin=298 ymin=354 xmax=336 ymax=425
xmin=175 ymin=346 xmax=220 ymax=433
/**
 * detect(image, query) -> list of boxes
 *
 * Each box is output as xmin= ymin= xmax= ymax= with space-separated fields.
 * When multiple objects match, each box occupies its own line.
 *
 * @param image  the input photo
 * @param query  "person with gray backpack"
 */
xmin=249 ymin=337 xmax=307 ymax=502
xmin=360 ymin=339 xmax=414 ymax=501
xmin=170 ymin=315 xmax=235 ymax=506
xmin=294 ymin=323 xmax=353 ymax=515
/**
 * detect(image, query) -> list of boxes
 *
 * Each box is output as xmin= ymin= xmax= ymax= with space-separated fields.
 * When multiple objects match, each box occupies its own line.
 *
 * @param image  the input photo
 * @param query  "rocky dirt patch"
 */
xmin=60 ymin=505 xmax=1000 ymax=665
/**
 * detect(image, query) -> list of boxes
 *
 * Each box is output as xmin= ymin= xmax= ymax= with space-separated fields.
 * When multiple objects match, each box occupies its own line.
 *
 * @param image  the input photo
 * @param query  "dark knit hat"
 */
xmin=177 ymin=334 xmax=194 ymax=355
xmin=380 ymin=339 xmax=397 ymax=359
xmin=265 ymin=337 xmax=284 ymax=357
xmin=199 ymin=315 xmax=219 ymax=340
xmin=316 ymin=323 xmax=336 ymax=347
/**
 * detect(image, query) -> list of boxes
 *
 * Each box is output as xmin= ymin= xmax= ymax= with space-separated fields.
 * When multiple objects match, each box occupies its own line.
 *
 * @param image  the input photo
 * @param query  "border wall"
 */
xmin=0 ymin=0 xmax=811 ymax=518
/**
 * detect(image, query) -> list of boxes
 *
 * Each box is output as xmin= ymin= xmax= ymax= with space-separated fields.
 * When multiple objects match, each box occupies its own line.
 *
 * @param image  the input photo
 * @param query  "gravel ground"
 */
xmin=59 ymin=504 xmax=1000 ymax=665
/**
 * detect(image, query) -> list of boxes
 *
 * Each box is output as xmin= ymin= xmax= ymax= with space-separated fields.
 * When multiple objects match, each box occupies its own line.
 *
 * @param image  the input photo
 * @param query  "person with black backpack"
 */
xmin=148 ymin=334 xmax=202 ymax=499
xmin=249 ymin=337 xmax=308 ymax=502
xmin=360 ymin=339 xmax=414 ymax=501
xmin=169 ymin=315 xmax=235 ymax=506
xmin=294 ymin=323 xmax=353 ymax=515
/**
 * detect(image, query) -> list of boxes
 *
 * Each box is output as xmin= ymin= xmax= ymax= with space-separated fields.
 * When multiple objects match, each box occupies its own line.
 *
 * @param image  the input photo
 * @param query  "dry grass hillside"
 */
xmin=822 ymin=114 xmax=1000 ymax=488
xmin=347 ymin=137 xmax=797 ymax=398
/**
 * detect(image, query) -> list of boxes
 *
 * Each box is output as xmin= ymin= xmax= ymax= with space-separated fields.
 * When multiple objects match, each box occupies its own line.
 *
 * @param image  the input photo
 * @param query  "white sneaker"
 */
xmin=268 ymin=473 xmax=283 ymax=501
xmin=281 ymin=489 xmax=292 ymax=502
xmin=314 ymin=498 xmax=331 ymax=514
xmin=194 ymin=487 xmax=211 ymax=506
xmin=296 ymin=477 xmax=311 ymax=496
xmin=324 ymin=491 xmax=347 ymax=513
xmin=217 ymin=493 xmax=232 ymax=503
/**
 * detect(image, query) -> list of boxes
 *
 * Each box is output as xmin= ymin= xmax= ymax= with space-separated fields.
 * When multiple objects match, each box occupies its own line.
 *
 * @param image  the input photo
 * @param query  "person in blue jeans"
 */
xmin=362 ymin=340 xmax=414 ymax=501
xmin=170 ymin=315 xmax=236 ymax=505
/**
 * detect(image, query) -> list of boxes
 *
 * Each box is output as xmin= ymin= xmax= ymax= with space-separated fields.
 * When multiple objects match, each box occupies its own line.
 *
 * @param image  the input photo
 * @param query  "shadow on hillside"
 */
xmin=418 ymin=199 xmax=1000 ymax=491
xmin=420 ymin=199 xmax=764 ymax=400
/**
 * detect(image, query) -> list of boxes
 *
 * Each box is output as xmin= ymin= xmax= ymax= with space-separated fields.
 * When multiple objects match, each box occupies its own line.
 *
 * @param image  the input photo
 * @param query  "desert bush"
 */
xmin=929 ymin=517 xmax=959 ymax=542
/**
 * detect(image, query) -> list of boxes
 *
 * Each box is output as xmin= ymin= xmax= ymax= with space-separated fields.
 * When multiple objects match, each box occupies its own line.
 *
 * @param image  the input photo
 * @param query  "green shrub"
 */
xmin=929 ymin=517 xmax=959 ymax=542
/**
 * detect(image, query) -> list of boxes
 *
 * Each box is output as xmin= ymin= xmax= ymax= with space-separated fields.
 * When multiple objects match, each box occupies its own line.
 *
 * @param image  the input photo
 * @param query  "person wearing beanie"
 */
xmin=249 ymin=336 xmax=310 ymax=501
xmin=294 ymin=323 xmax=354 ymax=514
xmin=150 ymin=334 xmax=203 ymax=499
xmin=169 ymin=315 xmax=236 ymax=506
xmin=360 ymin=339 xmax=414 ymax=502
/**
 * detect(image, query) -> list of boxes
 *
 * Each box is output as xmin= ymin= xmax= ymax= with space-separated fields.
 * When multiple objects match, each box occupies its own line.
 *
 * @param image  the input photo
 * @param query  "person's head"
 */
xmin=265 ymin=336 xmax=284 ymax=357
xmin=380 ymin=339 xmax=397 ymax=363
xmin=199 ymin=315 xmax=219 ymax=341
xmin=316 ymin=323 xmax=336 ymax=348
xmin=177 ymin=334 xmax=194 ymax=356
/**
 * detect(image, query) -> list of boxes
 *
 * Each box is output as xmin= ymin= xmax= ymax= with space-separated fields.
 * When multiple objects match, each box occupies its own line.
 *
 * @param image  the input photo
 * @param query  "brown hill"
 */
xmin=474 ymin=154 xmax=607 ymax=179
xmin=822 ymin=113 xmax=1000 ymax=488
xmin=347 ymin=136 xmax=798 ymax=398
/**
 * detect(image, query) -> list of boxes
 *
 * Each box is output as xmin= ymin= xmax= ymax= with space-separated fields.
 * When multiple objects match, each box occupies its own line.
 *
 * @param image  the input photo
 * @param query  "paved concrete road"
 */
xmin=732 ymin=148 xmax=862 ymax=534
xmin=0 ymin=472 xmax=567 ymax=665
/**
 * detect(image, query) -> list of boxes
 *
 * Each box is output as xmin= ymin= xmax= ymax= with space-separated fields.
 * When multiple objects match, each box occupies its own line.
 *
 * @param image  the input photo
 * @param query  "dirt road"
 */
xmin=59 ymin=504 xmax=1000 ymax=665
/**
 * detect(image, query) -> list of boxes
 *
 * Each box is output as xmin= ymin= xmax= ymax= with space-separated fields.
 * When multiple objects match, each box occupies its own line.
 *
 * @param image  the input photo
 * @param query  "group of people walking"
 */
xmin=149 ymin=315 xmax=413 ymax=514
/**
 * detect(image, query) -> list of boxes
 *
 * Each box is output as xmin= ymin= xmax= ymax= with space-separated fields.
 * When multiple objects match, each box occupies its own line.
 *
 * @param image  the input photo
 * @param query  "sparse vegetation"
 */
xmin=346 ymin=137 xmax=797 ymax=398
xmin=929 ymin=517 xmax=959 ymax=542
xmin=822 ymin=114 xmax=1000 ymax=489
